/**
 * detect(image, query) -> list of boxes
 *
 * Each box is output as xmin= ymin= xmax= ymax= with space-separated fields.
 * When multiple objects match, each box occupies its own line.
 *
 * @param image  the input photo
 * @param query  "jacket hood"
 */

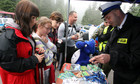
xmin=5 ymin=20 xmax=20 ymax=29
xmin=5 ymin=20 xmax=29 ymax=41
xmin=32 ymin=32 xmax=41 ymax=39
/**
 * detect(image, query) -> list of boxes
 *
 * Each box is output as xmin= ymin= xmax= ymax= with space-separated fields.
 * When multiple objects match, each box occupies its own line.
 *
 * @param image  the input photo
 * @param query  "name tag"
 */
xmin=117 ymin=38 xmax=127 ymax=44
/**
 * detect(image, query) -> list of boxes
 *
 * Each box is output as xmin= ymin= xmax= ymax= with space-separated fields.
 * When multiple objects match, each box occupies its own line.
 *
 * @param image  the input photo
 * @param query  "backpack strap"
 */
xmin=63 ymin=22 xmax=77 ymax=37
xmin=73 ymin=25 xmax=77 ymax=32
xmin=27 ymin=37 xmax=35 ymax=55
xmin=64 ymin=22 xmax=67 ymax=37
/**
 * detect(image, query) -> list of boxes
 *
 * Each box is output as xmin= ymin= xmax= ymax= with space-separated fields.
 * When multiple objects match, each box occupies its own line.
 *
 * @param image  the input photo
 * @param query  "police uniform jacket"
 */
xmin=106 ymin=13 xmax=140 ymax=81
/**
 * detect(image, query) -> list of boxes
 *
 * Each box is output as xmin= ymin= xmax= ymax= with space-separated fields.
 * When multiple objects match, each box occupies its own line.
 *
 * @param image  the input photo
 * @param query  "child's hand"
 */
xmin=35 ymin=48 xmax=45 ymax=55
xmin=35 ymin=54 xmax=44 ymax=63
xmin=41 ymin=36 xmax=48 ymax=43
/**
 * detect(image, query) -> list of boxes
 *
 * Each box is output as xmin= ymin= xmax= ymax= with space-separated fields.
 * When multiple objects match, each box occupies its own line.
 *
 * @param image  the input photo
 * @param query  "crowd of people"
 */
xmin=0 ymin=0 xmax=140 ymax=84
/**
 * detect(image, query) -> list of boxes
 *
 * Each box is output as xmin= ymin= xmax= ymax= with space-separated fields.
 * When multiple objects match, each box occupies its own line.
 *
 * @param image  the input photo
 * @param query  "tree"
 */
xmin=54 ymin=0 xmax=72 ymax=21
xmin=0 ymin=0 xmax=18 ymax=12
xmin=81 ymin=2 xmax=103 ymax=25
xmin=81 ymin=6 xmax=93 ymax=25
xmin=129 ymin=4 xmax=140 ymax=17
xmin=54 ymin=0 xmax=66 ymax=20
xmin=31 ymin=0 xmax=69 ymax=20
xmin=32 ymin=0 xmax=55 ymax=17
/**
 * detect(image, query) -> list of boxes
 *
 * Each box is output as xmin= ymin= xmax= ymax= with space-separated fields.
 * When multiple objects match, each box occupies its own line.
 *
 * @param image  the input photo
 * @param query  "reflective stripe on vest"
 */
xmin=99 ymin=42 xmax=103 ymax=51
xmin=110 ymin=27 xmax=114 ymax=32
xmin=99 ymin=42 xmax=107 ymax=52
xmin=99 ymin=26 xmax=109 ymax=52
xmin=103 ymin=26 xmax=109 ymax=34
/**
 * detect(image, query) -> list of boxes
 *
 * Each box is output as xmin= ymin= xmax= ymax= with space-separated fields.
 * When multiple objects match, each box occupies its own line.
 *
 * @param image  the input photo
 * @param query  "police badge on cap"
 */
xmin=99 ymin=1 xmax=122 ymax=18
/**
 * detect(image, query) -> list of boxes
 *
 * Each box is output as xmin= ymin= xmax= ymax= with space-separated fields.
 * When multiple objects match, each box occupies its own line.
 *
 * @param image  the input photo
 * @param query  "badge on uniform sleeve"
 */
xmin=117 ymin=38 xmax=128 ymax=44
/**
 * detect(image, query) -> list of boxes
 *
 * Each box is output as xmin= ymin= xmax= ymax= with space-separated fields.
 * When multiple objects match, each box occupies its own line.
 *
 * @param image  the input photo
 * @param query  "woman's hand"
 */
xmin=35 ymin=48 xmax=45 ymax=63
xmin=35 ymin=54 xmax=45 ymax=63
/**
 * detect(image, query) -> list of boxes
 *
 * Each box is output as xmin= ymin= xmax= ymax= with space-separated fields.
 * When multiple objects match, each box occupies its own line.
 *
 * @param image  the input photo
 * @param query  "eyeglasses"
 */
xmin=43 ymin=26 xmax=51 ymax=30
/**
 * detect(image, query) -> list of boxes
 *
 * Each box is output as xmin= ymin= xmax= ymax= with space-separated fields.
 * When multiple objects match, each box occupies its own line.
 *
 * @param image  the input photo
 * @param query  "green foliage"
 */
xmin=0 ymin=0 xmax=104 ymax=25
xmin=82 ymin=6 xmax=93 ymax=25
xmin=129 ymin=4 xmax=140 ymax=17
xmin=81 ymin=2 xmax=103 ymax=25
xmin=0 ymin=0 xmax=18 ymax=12
xmin=54 ymin=0 xmax=67 ymax=20
xmin=32 ymin=0 xmax=54 ymax=17
xmin=31 ymin=0 xmax=69 ymax=21
xmin=0 ymin=0 xmax=72 ymax=21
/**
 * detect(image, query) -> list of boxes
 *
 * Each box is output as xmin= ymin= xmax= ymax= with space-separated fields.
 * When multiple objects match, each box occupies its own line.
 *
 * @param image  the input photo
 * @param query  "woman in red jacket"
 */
xmin=0 ymin=0 xmax=44 ymax=84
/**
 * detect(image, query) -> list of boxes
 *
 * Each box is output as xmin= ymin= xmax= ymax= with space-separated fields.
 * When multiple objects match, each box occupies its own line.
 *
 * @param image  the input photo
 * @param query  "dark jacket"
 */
xmin=0 ymin=25 xmax=39 ymax=84
xmin=106 ymin=13 xmax=140 ymax=81
xmin=48 ymin=28 xmax=58 ymax=44
xmin=98 ymin=25 xmax=113 ymax=42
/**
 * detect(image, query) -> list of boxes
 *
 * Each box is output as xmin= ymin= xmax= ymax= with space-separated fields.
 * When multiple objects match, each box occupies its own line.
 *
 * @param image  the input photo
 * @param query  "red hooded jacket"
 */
xmin=0 ymin=26 xmax=39 ymax=84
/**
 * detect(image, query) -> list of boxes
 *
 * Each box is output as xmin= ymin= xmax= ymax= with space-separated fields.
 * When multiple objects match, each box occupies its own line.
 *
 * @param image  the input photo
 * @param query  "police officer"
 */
xmin=89 ymin=1 xmax=140 ymax=84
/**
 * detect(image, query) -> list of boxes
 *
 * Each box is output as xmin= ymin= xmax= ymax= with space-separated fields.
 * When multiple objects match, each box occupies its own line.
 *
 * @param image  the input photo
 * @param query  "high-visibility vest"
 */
xmin=99 ymin=26 xmax=114 ymax=52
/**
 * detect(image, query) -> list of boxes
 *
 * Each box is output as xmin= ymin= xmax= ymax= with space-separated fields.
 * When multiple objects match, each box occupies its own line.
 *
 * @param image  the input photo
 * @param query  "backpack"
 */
xmin=63 ymin=22 xmax=77 ymax=37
